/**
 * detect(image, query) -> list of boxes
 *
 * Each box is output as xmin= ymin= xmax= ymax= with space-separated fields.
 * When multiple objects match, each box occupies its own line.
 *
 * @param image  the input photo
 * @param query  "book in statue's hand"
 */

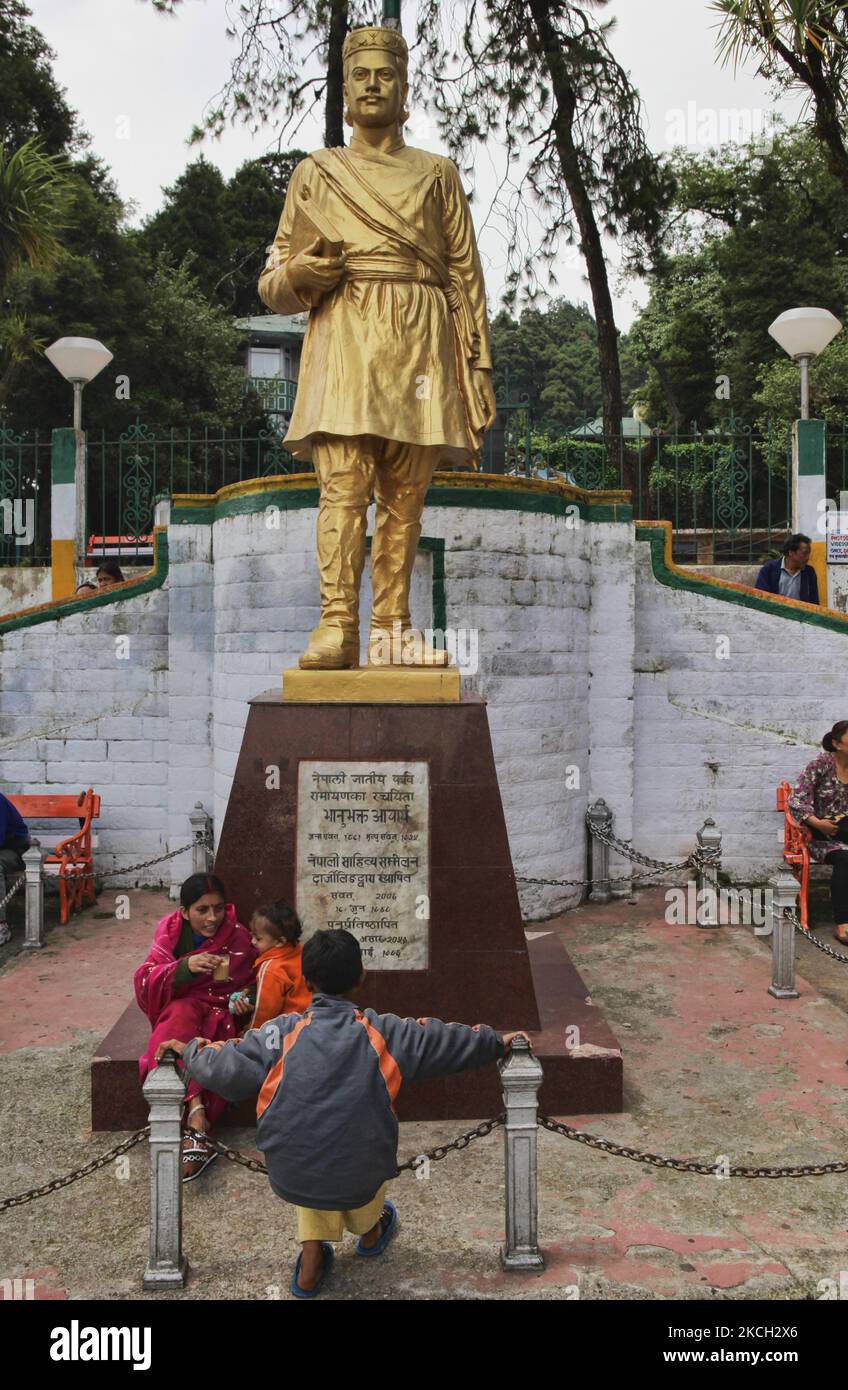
xmin=289 ymin=191 xmax=344 ymax=260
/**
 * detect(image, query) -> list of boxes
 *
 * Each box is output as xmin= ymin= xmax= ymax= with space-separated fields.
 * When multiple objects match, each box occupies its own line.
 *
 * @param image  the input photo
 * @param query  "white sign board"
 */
xmin=296 ymin=760 xmax=429 ymax=970
xmin=827 ymin=532 xmax=848 ymax=563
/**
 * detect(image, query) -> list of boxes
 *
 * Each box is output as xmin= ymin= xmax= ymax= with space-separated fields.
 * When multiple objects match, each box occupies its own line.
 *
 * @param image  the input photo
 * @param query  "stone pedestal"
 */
xmin=216 ymin=693 xmax=541 ymax=1031
xmin=90 ymin=694 xmax=622 ymax=1127
xmin=212 ymin=691 xmax=623 ymax=1119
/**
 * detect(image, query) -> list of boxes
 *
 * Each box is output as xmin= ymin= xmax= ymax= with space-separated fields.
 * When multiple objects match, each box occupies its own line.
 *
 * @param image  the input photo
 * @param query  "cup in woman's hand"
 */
xmin=212 ymin=955 xmax=230 ymax=981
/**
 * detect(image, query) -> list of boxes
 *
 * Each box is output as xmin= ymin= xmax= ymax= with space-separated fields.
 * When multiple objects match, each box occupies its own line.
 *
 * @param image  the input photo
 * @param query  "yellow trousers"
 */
xmin=311 ymin=434 xmax=441 ymax=635
xmin=296 ymin=1182 xmax=388 ymax=1244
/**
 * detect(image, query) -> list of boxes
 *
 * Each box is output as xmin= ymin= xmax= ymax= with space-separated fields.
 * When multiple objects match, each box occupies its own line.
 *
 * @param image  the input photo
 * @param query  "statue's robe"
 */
xmin=258 ymin=134 xmax=492 ymax=466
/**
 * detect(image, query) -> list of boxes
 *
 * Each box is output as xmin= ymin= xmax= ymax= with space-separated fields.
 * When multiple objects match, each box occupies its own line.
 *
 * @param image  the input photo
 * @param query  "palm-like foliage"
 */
xmin=711 ymin=1 xmax=848 ymax=188
xmin=0 ymin=136 xmax=69 ymax=296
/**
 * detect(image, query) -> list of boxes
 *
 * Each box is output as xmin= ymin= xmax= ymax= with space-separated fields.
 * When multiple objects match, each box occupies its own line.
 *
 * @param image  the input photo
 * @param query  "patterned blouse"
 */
xmin=788 ymin=751 xmax=848 ymax=861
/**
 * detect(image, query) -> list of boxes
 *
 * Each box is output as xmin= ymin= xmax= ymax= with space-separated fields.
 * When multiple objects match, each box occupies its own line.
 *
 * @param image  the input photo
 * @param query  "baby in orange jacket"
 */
xmin=230 ymin=900 xmax=312 ymax=1029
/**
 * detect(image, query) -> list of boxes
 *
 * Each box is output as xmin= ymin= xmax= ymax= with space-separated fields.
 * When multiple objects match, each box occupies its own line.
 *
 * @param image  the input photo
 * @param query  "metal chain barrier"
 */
xmin=181 ymin=1114 xmax=506 ymax=1177
xmin=518 ymin=816 xmax=708 ymax=890
xmin=0 ymin=1127 xmax=150 ymax=1213
xmin=0 ymin=873 xmax=24 ymax=917
xmin=6 ymin=1102 xmax=846 ymax=1215
xmin=395 ymin=1114 xmax=505 ymax=1171
xmin=789 ymin=907 xmax=848 ymax=965
xmin=58 ymin=830 xmax=214 ymax=891
xmin=189 ymin=1113 xmax=848 ymax=1183
xmin=96 ymin=832 xmax=213 ymax=884
xmin=538 ymin=1115 xmax=848 ymax=1178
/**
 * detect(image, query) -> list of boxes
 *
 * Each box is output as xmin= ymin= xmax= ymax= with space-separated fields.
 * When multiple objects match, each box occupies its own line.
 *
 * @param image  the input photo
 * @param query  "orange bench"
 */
xmin=776 ymin=780 xmax=811 ymax=929
xmin=7 ymin=789 xmax=101 ymax=925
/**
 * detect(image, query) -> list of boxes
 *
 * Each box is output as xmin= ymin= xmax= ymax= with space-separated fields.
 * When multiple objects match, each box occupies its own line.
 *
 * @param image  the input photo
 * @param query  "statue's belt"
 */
xmin=342 ymin=254 xmax=445 ymax=287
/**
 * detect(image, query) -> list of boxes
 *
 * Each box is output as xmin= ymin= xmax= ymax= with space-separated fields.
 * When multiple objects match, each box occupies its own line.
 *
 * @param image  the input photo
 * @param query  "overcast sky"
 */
xmin=28 ymin=0 xmax=804 ymax=329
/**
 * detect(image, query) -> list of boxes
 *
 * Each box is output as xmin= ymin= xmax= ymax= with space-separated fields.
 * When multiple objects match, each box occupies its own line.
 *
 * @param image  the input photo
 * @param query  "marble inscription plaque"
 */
xmin=296 ymin=760 xmax=429 ymax=969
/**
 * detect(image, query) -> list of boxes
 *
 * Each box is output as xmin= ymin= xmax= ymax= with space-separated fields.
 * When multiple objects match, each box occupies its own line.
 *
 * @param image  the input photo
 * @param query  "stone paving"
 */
xmin=0 ymin=884 xmax=846 ymax=1301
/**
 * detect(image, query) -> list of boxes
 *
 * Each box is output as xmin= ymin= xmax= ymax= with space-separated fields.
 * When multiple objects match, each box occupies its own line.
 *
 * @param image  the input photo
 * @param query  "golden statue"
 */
xmin=258 ymin=25 xmax=495 ymax=670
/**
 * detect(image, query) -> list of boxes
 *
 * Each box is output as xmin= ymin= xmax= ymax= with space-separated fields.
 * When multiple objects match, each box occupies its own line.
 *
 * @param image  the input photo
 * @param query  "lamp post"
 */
xmin=44 ymin=336 xmax=113 ymax=596
xmin=45 ymin=336 xmax=113 ymax=430
xmin=767 ymin=308 xmax=842 ymax=420
xmin=768 ymin=309 xmax=843 ymax=609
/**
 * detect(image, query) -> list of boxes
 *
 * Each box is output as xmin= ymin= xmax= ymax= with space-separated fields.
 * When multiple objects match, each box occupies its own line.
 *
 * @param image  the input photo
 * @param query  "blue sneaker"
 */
xmin=291 ymin=1242 xmax=334 ymax=1298
xmin=355 ymin=1200 xmax=398 ymax=1258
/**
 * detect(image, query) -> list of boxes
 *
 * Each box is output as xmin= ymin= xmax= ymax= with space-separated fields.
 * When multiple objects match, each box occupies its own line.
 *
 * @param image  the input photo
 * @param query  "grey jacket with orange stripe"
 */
xmin=182 ymin=992 xmax=505 ymax=1210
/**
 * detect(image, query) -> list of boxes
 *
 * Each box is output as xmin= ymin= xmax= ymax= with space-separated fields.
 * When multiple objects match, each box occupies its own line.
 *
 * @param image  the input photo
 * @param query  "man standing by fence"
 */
xmin=754 ymin=534 xmax=819 ymax=605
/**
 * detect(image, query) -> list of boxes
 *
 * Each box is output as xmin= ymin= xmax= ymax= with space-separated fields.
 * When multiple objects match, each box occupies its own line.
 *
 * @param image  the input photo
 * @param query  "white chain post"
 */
xmin=22 ymin=844 xmax=45 ymax=951
xmin=189 ymin=803 xmax=213 ymax=876
xmin=142 ymin=1051 xmax=188 ymax=1290
xmin=768 ymin=872 xmax=801 ymax=1000
xmin=587 ymin=798 xmax=613 ymax=904
xmin=499 ymin=1037 xmax=544 ymax=1271
xmin=695 ymin=817 xmax=722 ymax=930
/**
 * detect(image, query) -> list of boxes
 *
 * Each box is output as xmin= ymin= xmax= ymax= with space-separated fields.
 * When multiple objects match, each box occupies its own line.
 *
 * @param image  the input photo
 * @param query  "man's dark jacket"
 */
xmin=754 ymin=558 xmax=819 ymax=604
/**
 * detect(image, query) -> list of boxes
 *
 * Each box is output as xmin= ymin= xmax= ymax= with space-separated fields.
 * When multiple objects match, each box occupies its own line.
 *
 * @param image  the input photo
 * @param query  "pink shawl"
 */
xmin=134 ymin=904 xmax=256 ymax=1024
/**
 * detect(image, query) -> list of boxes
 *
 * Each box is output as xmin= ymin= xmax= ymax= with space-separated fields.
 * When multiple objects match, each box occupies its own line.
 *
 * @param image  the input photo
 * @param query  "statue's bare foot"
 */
xmin=368 ymin=627 xmax=449 ymax=667
xmin=299 ymin=625 xmax=360 ymax=670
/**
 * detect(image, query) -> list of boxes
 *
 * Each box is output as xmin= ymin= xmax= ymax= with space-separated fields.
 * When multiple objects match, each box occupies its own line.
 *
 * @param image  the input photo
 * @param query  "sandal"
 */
xmin=355 ymin=1200 xmax=398 ymax=1258
xmin=291 ymin=1242 xmax=334 ymax=1299
xmin=833 ymin=924 xmax=848 ymax=944
xmin=181 ymin=1108 xmax=218 ymax=1183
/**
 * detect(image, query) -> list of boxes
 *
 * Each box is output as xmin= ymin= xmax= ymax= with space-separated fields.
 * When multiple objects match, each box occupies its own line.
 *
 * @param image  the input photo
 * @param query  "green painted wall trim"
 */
xmin=173 ymin=503 xmax=215 ymax=526
xmin=51 ymin=428 xmax=77 ymax=485
xmin=0 ymin=530 xmax=169 ymax=636
xmin=636 ymin=524 xmax=848 ymax=635
xmin=428 ymin=537 xmax=447 ymax=634
xmin=796 ymin=419 xmax=826 ymax=477
xmin=585 ymin=502 xmax=634 ymax=522
xmin=173 ymin=480 xmax=632 ymax=526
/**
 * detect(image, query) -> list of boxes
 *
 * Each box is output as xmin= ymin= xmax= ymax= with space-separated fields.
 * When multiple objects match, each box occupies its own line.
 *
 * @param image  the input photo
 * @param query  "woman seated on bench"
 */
xmin=789 ymin=721 xmax=848 ymax=945
xmin=135 ymin=873 xmax=256 ymax=1182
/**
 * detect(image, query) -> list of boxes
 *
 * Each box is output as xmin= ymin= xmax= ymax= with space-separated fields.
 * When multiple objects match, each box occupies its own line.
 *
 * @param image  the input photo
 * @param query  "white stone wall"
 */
xmin=166 ymin=524 xmax=215 ymax=893
xmin=0 ymin=589 xmax=169 ymax=883
xmin=422 ymin=505 xmax=591 ymax=917
xmin=633 ymin=542 xmax=847 ymax=880
xmin=588 ymin=523 xmax=636 ymax=893
xmin=211 ymin=507 xmax=317 ymax=837
xmin=4 ymin=495 xmax=838 ymax=909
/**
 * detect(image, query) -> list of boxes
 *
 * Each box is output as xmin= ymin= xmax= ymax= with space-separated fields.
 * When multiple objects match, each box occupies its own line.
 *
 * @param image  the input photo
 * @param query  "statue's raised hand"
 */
xmin=288 ymin=235 xmax=346 ymax=304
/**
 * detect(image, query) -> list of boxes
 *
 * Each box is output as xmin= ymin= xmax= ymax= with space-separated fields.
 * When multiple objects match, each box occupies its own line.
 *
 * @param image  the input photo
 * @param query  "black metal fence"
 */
xmin=3 ymin=415 xmax=847 ymax=569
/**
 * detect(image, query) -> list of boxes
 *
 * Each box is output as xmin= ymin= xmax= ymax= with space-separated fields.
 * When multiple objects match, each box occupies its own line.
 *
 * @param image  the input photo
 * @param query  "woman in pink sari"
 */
xmin=136 ymin=873 xmax=256 ymax=1181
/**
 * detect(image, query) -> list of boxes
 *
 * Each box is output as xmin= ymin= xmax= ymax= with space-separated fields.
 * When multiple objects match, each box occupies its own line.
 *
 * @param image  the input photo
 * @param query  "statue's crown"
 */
xmin=342 ymin=25 xmax=408 ymax=71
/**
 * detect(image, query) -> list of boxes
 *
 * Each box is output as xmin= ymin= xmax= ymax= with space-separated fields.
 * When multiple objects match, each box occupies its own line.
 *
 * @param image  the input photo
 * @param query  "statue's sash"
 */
xmin=308 ymin=148 xmax=488 ymax=459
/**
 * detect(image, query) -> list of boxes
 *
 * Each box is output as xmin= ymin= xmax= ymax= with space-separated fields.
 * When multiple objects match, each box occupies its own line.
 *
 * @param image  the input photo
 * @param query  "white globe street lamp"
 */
xmin=44 ymin=337 xmax=113 ymax=587
xmin=767 ymin=308 xmax=842 ymax=420
xmin=45 ymin=336 xmax=113 ymax=430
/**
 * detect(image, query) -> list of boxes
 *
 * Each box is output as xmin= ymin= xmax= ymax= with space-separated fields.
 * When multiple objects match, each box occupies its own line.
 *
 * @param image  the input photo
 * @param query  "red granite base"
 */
xmin=92 ymin=693 xmax=623 ymax=1127
xmin=90 ymin=933 xmax=622 ymax=1129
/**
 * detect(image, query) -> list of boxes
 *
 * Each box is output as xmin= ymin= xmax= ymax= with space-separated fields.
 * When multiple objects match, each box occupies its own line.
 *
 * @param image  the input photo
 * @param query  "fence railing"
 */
xmin=85 ymin=421 xmax=304 ymax=562
xmin=0 ymin=426 xmax=52 ymax=565
xmin=4 ymin=415 xmax=848 ymax=569
xmin=492 ymin=414 xmax=848 ymax=563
